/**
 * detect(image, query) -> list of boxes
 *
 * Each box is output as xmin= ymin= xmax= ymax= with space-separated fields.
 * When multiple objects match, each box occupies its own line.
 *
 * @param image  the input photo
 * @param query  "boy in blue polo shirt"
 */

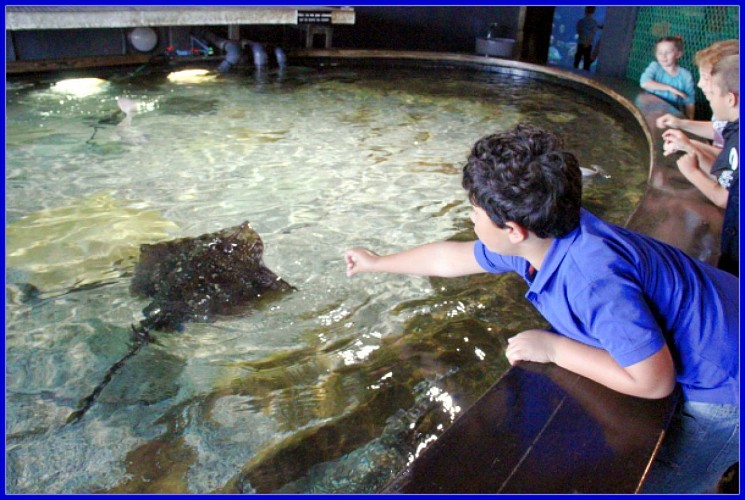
xmin=344 ymin=124 xmax=738 ymax=493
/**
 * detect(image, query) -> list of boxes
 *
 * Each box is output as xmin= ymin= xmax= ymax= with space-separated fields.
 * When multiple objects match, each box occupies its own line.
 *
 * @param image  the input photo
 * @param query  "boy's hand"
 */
xmin=505 ymin=329 xmax=559 ymax=365
xmin=661 ymin=129 xmax=692 ymax=156
xmin=655 ymin=113 xmax=680 ymax=130
xmin=669 ymin=87 xmax=688 ymax=100
xmin=344 ymin=247 xmax=380 ymax=277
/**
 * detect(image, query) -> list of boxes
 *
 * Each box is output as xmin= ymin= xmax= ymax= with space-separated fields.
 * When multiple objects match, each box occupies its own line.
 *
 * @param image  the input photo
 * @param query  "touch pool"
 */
xmin=5 ymin=61 xmax=649 ymax=493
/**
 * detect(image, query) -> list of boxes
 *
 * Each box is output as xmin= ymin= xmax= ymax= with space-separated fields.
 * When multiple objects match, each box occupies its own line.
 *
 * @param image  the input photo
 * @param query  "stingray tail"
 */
xmin=65 ymin=323 xmax=153 ymax=425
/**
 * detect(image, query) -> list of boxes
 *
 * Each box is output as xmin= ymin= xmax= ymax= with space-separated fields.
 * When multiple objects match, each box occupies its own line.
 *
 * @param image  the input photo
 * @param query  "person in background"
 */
xmin=640 ymin=36 xmax=696 ymax=119
xmin=574 ymin=6 xmax=602 ymax=71
xmin=344 ymin=124 xmax=738 ymax=493
xmin=666 ymin=55 xmax=739 ymax=276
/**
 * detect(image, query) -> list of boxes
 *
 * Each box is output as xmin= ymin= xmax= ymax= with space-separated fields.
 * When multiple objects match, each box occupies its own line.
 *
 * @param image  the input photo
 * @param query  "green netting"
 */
xmin=626 ymin=6 xmax=739 ymax=119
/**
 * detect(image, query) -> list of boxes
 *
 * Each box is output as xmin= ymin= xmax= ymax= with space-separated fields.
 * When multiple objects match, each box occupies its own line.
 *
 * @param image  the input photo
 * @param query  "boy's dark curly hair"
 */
xmin=462 ymin=124 xmax=582 ymax=238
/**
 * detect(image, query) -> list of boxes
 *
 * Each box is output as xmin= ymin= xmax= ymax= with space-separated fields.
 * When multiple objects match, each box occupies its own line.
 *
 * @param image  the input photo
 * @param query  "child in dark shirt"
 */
xmin=666 ymin=54 xmax=739 ymax=275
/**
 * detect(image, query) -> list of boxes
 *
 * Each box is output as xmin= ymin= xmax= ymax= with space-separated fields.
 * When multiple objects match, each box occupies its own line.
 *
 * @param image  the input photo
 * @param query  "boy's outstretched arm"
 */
xmin=345 ymin=240 xmax=484 ymax=278
xmin=505 ymin=329 xmax=676 ymax=399
xmin=656 ymin=113 xmax=716 ymax=140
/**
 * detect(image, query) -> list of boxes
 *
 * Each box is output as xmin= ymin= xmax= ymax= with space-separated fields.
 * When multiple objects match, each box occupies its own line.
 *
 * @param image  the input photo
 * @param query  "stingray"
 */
xmin=66 ymin=221 xmax=294 ymax=424
xmin=85 ymin=97 xmax=149 ymax=145
xmin=580 ymin=164 xmax=611 ymax=179
xmin=114 ymin=97 xmax=150 ymax=145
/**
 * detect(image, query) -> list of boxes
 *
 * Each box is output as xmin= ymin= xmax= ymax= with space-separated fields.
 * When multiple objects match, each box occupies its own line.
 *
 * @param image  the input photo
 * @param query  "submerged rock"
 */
xmin=157 ymin=96 xmax=220 ymax=115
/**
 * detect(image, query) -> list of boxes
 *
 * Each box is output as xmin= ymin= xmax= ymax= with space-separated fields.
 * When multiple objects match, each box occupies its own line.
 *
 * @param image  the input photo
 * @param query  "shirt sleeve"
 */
xmin=639 ymin=62 xmax=658 ymax=86
xmin=473 ymin=240 xmax=523 ymax=274
xmin=573 ymin=275 xmax=666 ymax=367
xmin=682 ymin=69 xmax=696 ymax=104
xmin=711 ymin=126 xmax=738 ymax=177
xmin=729 ymin=164 xmax=739 ymax=190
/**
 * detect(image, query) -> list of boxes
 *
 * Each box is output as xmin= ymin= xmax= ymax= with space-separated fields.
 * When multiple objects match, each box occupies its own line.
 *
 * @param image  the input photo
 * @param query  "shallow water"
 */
xmin=5 ymin=63 xmax=648 ymax=493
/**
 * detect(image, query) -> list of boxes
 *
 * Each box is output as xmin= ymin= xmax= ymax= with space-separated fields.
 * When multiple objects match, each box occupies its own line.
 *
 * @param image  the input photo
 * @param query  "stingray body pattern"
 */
xmin=67 ymin=221 xmax=294 ymax=424
xmin=131 ymin=221 xmax=294 ymax=331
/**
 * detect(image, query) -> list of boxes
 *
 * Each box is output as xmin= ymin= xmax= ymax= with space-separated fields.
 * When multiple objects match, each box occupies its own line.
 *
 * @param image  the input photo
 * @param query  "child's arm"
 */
xmin=640 ymin=79 xmax=689 ymax=101
xmin=675 ymin=152 xmax=730 ymax=208
xmin=344 ymin=240 xmax=483 ymax=278
xmin=505 ymin=329 xmax=676 ymax=399
xmin=683 ymin=76 xmax=696 ymax=120
xmin=662 ymin=129 xmax=720 ymax=170
xmin=684 ymin=103 xmax=695 ymax=120
xmin=687 ymin=140 xmax=720 ymax=173
xmin=655 ymin=113 xmax=715 ymax=140
xmin=640 ymin=63 xmax=689 ymax=100
xmin=692 ymin=141 xmax=726 ymax=167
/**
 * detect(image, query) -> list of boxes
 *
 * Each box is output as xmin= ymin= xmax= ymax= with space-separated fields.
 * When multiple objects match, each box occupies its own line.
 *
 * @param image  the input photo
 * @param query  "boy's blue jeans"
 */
xmin=641 ymin=400 xmax=739 ymax=493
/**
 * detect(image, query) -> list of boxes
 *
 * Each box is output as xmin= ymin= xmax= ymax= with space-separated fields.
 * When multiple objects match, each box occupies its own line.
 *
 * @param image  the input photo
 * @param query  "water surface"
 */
xmin=5 ymin=64 xmax=648 ymax=493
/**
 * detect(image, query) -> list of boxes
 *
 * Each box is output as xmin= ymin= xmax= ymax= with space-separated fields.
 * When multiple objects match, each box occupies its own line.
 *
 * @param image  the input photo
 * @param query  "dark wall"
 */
xmin=595 ymin=7 xmax=639 ymax=79
xmin=520 ymin=7 xmax=555 ymax=64
xmin=8 ymin=27 xmax=172 ymax=61
xmin=12 ymin=28 xmax=127 ymax=60
xmin=7 ymin=7 xmax=639 ymax=80
xmin=332 ymin=7 xmax=522 ymax=53
xmin=7 ymin=31 xmax=16 ymax=61
xmin=7 ymin=7 xmax=524 ymax=61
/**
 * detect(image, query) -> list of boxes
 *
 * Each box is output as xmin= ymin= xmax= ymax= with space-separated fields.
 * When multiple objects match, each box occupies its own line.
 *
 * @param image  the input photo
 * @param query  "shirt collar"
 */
xmin=527 ymin=210 xmax=584 ymax=295
xmin=724 ymin=119 xmax=739 ymax=137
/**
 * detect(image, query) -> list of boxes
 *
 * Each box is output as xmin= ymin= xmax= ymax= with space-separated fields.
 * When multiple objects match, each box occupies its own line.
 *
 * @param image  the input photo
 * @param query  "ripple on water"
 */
xmin=5 ymin=65 xmax=648 ymax=493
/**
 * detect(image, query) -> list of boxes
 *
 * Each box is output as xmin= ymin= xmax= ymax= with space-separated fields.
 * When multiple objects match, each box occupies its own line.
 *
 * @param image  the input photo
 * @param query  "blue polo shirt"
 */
xmin=474 ymin=209 xmax=739 ymax=405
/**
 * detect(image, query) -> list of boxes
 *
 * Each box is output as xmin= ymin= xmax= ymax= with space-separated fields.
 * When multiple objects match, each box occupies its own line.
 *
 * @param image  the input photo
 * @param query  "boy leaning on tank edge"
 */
xmin=344 ymin=123 xmax=739 ymax=494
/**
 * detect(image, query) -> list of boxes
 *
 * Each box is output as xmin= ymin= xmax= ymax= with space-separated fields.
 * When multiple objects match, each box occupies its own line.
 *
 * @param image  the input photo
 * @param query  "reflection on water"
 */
xmin=5 ymin=64 xmax=648 ymax=493
xmin=6 ymin=192 xmax=177 ymax=295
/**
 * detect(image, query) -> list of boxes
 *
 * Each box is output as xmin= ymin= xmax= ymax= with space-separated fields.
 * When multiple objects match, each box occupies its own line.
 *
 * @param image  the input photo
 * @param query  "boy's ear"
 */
xmin=727 ymin=91 xmax=739 ymax=109
xmin=504 ymin=221 xmax=529 ymax=243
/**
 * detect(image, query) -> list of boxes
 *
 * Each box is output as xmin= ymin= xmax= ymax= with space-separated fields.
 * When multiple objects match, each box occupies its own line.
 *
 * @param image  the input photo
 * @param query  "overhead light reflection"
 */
xmin=167 ymin=69 xmax=216 ymax=84
xmin=405 ymin=386 xmax=464 ymax=465
xmin=426 ymin=386 xmax=461 ymax=421
xmin=340 ymin=342 xmax=379 ymax=366
xmin=410 ymin=434 xmax=439 ymax=464
xmin=51 ymin=78 xmax=109 ymax=98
